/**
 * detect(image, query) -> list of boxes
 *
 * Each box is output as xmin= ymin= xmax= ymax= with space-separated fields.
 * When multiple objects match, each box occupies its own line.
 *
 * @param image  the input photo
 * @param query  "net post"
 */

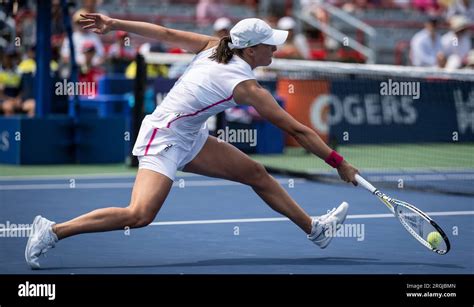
xmin=35 ymin=0 xmax=52 ymax=117
xmin=130 ymin=53 xmax=147 ymax=167
xmin=61 ymin=0 xmax=79 ymax=118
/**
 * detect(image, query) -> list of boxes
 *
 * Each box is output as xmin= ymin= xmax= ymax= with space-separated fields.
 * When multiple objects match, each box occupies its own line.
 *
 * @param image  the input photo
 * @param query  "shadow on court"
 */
xmin=41 ymin=256 xmax=464 ymax=271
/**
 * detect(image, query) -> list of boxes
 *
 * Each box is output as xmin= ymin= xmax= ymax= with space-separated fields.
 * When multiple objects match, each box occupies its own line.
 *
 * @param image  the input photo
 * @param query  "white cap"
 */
xmin=228 ymin=18 xmax=288 ymax=50
xmin=277 ymin=16 xmax=296 ymax=30
xmin=450 ymin=15 xmax=469 ymax=32
xmin=214 ymin=17 xmax=232 ymax=32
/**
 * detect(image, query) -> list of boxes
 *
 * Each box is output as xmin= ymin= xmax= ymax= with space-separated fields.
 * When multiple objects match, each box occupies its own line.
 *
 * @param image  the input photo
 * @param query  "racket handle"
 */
xmin=355 ymin=174 xmax=377 ymax=193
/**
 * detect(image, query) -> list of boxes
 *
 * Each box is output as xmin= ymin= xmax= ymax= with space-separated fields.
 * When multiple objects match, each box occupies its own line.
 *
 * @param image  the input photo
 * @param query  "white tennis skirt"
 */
xmin=134 ymin=118 xmax=209 ymax=180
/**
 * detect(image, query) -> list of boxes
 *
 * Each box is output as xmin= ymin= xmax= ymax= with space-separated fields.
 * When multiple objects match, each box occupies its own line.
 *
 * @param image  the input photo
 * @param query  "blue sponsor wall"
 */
xmin=326 ymin=79 xmax=474 ymax=143
xmin=0 ymin=116 xmax=74 ymax=164
xmin=75 ymin=116 xmax=128 ymax=164
xmin=0 ymin=116 xmax=129 ymax=165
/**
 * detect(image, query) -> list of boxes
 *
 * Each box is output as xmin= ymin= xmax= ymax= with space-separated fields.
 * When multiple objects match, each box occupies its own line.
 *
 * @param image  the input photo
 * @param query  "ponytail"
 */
xmin=209 ymin=36 xmax=241 ymax=64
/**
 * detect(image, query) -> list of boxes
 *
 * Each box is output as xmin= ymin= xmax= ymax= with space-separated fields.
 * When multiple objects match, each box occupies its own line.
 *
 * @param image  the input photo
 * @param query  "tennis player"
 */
xmin=25 ymin=14 xmax=359 ymax=269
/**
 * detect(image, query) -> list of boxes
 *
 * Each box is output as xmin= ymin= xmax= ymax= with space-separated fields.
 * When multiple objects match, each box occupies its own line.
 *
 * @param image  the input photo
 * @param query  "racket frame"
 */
xmin=355 ymin=174 xmax=450 ymax=254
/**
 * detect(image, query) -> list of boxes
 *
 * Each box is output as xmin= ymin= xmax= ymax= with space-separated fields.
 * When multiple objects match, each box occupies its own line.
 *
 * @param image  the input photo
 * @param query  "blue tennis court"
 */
xmin=1 ymin=173 xmax=472 ymax=274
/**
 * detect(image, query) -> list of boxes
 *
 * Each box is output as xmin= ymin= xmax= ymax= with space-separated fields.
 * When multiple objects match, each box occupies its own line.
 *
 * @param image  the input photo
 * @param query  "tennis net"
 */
xmin=252 ymin=60 xmax=474 ymax=196
xmin=141 ymin=53 xmax=474 ymax=195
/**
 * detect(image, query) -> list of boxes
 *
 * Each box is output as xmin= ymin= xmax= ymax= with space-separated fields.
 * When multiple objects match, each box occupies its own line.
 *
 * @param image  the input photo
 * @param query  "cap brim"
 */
xmin=214 ymin=26 xmax=230 ymax=32
xmin=454 ymin=24 xmax=469 ymax=32
xmin=262 ymin=29 xmax=288 ymax=46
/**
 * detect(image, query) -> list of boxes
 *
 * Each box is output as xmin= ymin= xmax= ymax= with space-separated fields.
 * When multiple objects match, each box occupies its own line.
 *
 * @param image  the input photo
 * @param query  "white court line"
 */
xmin=151 ymin=210 xmax=474 ymax=226
xmin=0 ymin=178 xmax=306 ymax=190
xmin=0 ymin=173 xmax=135 ymax=181
xmin=1 ymin=211 xmax=472 ymax=232
xmin=0 ymin=171 xmax=198 ymax=181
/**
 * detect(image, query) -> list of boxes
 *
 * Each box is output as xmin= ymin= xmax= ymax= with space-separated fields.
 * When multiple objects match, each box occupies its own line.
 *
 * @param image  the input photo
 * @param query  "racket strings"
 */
xmin=395 ymin=201 xmax=449 ymax=253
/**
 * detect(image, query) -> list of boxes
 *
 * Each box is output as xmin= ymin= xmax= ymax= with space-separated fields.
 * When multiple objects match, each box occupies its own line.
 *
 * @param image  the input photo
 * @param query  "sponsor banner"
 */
xmin=327 ymin=79 xmax=473 ymax=143
xmin=277 ymin=78 xmax=474 ymax=144
xmin=277 ymin=79 xmax=330 ymax=146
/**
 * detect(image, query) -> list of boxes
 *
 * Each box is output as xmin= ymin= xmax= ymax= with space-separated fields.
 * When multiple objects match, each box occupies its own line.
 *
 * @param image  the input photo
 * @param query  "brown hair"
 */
xmin=209 ymin=36 xmax=243 ymax=64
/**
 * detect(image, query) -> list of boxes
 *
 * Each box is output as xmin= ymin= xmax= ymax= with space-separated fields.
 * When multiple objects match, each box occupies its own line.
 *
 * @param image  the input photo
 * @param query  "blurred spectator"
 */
xmin=51 ymin=0 xmax=65 ymax=37
xmin=0 ymin=47 xmax=22 ymax=116
xmin=60 ymin=9 xmax=105 ymax=67
xmin=196 ymin=0 xmax=227 ymax=27
xmin=14 ymin=7 xmax=36 ymax=48
xmin=107 ymin=31 xmax=136 ymax=73
xmin=18 ymin=45 xmax=59 ymax=74
xmin=393 ymin=0 xmax=411 ymax=9
xmin=17 ymin=45 xmax=37 ymax=74
xmin=441 ymin=15 xmax=472 ymax=69
xmin=342 ymin=0 xmax=376 ymax=13
xmin=108 ymin=31 xmax=136 ymax=60
xmin=138 ymin=42 xmax=165 ymax=55
xmin=464 ymin=49 xmax=474 ymax=67
xmin=81 ymin=0 xmax=107 ymax=15
xmin=78 ymin=41 xmax=104 ymax=97
xmin=410 ymin=16 xmax=444 ymax=67
xmin=1 ymin=45 xmax=59 ymax=117
xmin=412 ymin=0 xmax=441 ymax=13
xmin=273 ymin=16 xmax=311 ymax=59
xmin=446 ymin=0 xmax=474 ymax=21
xmin=263 ymin=14 xmax=279 ymax=28
xmin=213 ymin=17 xmax=232 ymax=38
xmin=300 ymin=0 xmax=336 ymax=55
xmin=125 ymin=43 xmax=168 ymax=79
xmin=17 ymin=46 xmax=37 ymax=117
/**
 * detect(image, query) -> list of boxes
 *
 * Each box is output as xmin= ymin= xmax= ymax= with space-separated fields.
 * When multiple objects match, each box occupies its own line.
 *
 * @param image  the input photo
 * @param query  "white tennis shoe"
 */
xmin=25 ymin=215 xmax=58 ymax=269
xmin=307 ymin=202 xmax=349 ymax=249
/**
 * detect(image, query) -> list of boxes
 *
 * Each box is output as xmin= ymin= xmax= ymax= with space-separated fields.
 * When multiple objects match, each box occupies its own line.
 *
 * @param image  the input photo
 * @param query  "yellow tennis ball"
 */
xmin=427 ymin=231 xmax=442 ymax=249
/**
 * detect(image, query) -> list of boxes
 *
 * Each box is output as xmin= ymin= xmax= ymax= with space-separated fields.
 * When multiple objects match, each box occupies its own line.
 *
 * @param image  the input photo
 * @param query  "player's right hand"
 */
xmin=337 ymin=160 xmax=359 ymax=186
xmin=79 ymin=13 xmax=115 ymax=35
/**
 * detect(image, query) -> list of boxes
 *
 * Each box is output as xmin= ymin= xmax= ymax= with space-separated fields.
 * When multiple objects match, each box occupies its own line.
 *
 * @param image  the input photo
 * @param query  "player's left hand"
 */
xmin=79 ymin=13 xmax=115 ymax=35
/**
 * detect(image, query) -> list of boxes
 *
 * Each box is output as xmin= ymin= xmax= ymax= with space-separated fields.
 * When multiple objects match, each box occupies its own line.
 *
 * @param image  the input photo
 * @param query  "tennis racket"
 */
xmin=355 ymin=174 xmax=450 ymax=255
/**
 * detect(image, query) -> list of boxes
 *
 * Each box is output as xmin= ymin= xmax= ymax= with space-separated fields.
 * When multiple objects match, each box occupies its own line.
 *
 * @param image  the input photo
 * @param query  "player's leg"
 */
xmin=26 ymin=168 xmax=174 ymax=268
xmin=182 ymin=136 xmax=313 ymax=234
xmin=53 ymin=169 xmax=173 ymax=240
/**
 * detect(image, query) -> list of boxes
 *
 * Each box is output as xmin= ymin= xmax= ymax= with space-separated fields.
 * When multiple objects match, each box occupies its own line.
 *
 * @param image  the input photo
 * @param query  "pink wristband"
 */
xmin=325 ymin=150 xmax=344 ymax=168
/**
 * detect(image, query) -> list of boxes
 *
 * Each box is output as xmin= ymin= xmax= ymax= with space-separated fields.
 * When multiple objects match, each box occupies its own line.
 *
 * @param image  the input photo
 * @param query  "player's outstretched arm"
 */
xmin=79 ymin=13 xmax=218 ymax=54
xmin=234 ymin=80 xmax=359 ymax=185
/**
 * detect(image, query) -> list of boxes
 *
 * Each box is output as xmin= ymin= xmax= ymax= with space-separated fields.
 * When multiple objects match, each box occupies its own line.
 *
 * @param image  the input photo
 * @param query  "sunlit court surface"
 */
xmin=1 ymin=0 xmax=473 ymax=305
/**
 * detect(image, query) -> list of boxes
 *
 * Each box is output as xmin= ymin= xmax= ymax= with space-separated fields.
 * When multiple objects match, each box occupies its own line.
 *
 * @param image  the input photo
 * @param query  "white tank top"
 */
xmin=132 ymin=47 xmax=256 ymax=156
